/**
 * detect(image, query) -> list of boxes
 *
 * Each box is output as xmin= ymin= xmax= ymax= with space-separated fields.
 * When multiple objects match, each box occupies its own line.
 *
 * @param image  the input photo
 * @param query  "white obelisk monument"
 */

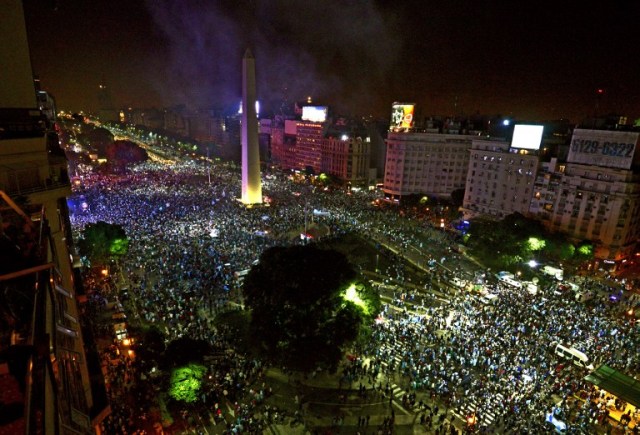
xmin=241 ymin=48 xmax=262 ymax=205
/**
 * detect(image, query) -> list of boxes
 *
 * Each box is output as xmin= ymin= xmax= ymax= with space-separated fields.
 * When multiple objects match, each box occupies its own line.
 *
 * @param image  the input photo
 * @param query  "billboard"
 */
xmin=390 ymin=103 xmax=415 ymax=130
xmin=301 ymin=106 xmax=328 ymax=123
xmin=567 ymin=129 xmax=640 ymax=170
xmin=511 ymin=124 xmax=544 ymax=150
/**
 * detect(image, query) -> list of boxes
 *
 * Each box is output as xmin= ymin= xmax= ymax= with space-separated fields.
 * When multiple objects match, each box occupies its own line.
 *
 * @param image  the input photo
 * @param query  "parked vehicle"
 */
xmin=551 ymin=342 xmax=594 ymax=370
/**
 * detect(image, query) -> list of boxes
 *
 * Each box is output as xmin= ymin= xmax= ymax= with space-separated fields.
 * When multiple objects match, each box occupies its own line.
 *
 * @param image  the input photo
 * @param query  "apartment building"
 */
xmin=0 ymin=2 xmax=108 ymax=432
xmin=462 ymin=138 xmax=539 ymax=219
xmin=539 ymin=129 xmax=640 ymax=261
xmin=383 ymin=131 xmax=473 ymax=201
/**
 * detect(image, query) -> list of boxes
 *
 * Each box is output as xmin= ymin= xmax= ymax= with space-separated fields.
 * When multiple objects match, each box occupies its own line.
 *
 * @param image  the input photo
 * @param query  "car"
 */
xmin=496 ymin=271 xmax=514 ymax=280
xmin=479 ymin=293 xmax=499 ymax=305
xmin=575 ymin=291 xmax=594 ymax=302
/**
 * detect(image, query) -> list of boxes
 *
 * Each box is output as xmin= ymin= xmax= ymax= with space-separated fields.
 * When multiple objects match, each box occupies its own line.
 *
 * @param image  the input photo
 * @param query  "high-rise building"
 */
xmin=382 ymin=131 xmax=473 ymax=202
xmin=295 ymin=120 xmax=324 ymax=172
xmin=0 ymin=1 xmax=108 ymax=433
xmin=535 ymin=128 xmax=640 ymax=262
xmin=322 ymin=136 xmax=370 ymax=184
xmin=462 ymin=138 xmax=539 ymax=219
xmin=269 ymin=117 xmax=298 ymax=169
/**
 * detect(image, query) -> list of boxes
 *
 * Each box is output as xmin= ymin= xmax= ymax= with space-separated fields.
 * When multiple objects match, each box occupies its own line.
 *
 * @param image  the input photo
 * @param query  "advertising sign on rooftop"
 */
xmin=390 ymin=103 xmax=415 ymax=131
xmin=567 ymin=129 xmax=640 ymax=170
xmin=511 ymin=124 xmax=544 ymax=150
xmin=301 ymin=106 xmax=328 ymax=123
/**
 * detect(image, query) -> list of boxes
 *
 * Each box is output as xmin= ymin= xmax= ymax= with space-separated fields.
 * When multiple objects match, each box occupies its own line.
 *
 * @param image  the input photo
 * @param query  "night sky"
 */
xmin=23 ymin=0 xmax=640 ymax=123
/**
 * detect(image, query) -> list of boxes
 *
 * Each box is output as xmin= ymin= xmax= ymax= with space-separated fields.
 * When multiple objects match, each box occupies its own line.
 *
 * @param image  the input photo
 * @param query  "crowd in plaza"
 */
xmin=69 ymin=154 xmax=640 ymax=434
xmin=70 ymin=159 xmax=416 ymax=433
xmin=361 ymin=274 xmax=640 ymax=433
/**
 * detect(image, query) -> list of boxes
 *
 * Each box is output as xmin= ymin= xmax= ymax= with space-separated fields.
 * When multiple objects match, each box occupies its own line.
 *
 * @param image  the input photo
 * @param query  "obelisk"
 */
xmin=241 ymin=48 xmax=262 ymax=205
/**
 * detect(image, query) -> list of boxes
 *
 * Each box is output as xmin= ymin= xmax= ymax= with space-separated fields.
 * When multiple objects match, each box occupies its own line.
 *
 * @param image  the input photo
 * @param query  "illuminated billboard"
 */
xmin=301 ymin=106 xmax=328 ymax=123
xmin=567 ymin=129 xmax=640 ymax=170
xmin=511 ymin=124 xmax=544 ymax=150
xmin=390 ymin=103 xmax=415 ymax=131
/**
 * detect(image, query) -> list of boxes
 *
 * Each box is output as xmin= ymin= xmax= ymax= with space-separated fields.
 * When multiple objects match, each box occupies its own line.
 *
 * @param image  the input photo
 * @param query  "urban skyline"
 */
xmin=23 ymin=0 xmax=640 ymax=123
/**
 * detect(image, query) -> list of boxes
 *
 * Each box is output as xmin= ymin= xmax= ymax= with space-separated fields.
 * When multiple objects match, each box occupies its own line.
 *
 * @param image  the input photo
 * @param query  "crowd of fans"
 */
xmin=69 ymin=156 xmax=639 ymax=434
xmin=360 ymin=275 xmax=640 ymax=433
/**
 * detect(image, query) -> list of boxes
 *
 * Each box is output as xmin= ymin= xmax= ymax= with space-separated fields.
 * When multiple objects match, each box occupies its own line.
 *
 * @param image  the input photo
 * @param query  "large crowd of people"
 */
xmin=69 ymin=153 xmax=640 ymax=434
xmin=361 ymin=276 xmax=640 ymax=433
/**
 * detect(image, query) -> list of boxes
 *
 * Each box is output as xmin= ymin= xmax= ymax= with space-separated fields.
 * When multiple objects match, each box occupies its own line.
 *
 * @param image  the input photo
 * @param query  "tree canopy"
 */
xmin=105 ymin=140 xmax=149 ymax=166
xmin=465 ymin=213 xmax=594 ymax=272
xmin=168 ymin=363 xmax=207 ymax=403
xmin=243 ymin=244 xmax=377 ymax=372
xmin=77 ymin=221 xmax=129 ymax=265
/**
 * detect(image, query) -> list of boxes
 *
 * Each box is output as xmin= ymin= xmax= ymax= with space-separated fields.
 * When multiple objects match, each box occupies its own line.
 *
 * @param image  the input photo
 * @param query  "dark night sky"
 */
xmin=23 ymin=0 xmax=640 ymax=123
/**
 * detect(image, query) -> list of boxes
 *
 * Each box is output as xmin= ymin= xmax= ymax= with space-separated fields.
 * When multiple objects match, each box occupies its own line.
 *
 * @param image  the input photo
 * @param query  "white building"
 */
xmin=462 ymin=138 xmax=539 ymax=219
xmin=536 ymin=129 xmax=640 ymax=261
xmin=383 ymin=131 xmax=474 ymax=201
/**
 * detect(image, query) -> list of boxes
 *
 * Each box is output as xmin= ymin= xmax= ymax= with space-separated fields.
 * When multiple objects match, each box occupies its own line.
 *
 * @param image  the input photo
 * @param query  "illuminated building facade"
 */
xmin=382 ymin=131 xmax=473 ymax=201
xmin=534 ymin=129 xmax=640 ymax=262
xmin=462 ymin=139 xmax=539 ymax=219
xmin=269 ymin=118 xmax=298 ymax=169
xmin=321 ymin=136 xmax=371 ymax=184
xmin=295 ymin=121 xmax=324 ymax=172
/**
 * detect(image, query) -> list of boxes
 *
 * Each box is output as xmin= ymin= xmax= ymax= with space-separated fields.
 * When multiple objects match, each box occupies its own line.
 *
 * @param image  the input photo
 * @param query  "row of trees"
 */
xmin=60 ymin=120 xmax=149 ymax=168
xmin=465 ymin=213 xmax=593 ymax=273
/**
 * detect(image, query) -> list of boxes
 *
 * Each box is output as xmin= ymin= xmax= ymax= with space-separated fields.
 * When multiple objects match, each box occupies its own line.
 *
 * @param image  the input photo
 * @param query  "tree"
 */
xmin=77 ymin=221 xmax=129 ymax=265
xmin=77 ymin=126 xmax=114 ymax=155
xmin=243 ymin=245 xmax=374 ymax=372
xmin=135 ymin=325 xmax=166 ymax=369
xmin=168 ymin=363 xmax=207 ymax=403
xmin=162 ymin=337 xmax=212 ymax=369
xmin=105 ymin=140 xmax=149 ymax=166
xmin=450 ymin=188 xmax=465 ymax=207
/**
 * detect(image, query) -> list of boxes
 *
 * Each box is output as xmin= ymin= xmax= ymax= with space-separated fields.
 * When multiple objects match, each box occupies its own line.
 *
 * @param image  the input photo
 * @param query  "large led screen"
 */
xmin=301 ymin=106 xmax=328 ymax=123
xmin=390 ymin=103 xmax=415 ymax=130
xmin=511 ymin=124 xmax=544 ymax=150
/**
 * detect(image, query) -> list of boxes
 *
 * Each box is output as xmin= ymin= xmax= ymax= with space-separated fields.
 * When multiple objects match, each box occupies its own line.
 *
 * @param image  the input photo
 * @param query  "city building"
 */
xmin=269 ymin=117 xmax=298 ymax=170
xmin=382 ymin=131 xmax=474 ymax=202
xmin=528 ymin=157 xmax=564 ymax=220
xmin=0 ymin=1 xmax=108 ymax=432
xmin=295 ymin=120 xmax=324 ymax=172
xmin=268 ymin=111 xmax=375 ymax=185
xmin=536 ymin=128 xmax=640 ymax=262
xmin=462 ymin=138 xmax=539 ymax=219
xmin=321 ymin=135 xmax=370 ymax=185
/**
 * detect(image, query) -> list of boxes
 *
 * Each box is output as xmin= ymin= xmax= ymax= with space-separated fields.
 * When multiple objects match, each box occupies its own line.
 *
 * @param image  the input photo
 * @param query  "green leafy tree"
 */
xmin=576 ymin=242 xmax=594 ymax=259
xmin=168 ymin=363 xmax=207 ymax=403
xmin=243 ymin=245 xmax=374 ymax=372
xmin=77 ymin=221 xmax=129 ymax=265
